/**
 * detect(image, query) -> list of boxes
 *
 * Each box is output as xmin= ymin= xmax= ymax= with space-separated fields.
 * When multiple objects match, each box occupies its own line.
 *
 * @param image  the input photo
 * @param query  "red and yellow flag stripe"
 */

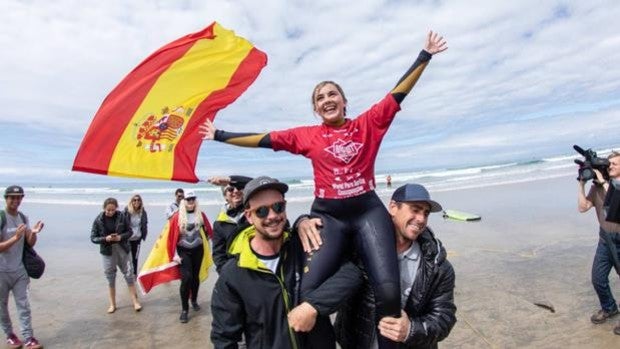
xmin=73 ymin=22 xmax=267 ymax=182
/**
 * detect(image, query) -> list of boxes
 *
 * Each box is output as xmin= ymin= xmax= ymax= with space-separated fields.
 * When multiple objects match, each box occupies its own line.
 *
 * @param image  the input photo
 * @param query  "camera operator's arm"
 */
xmin=593 ymin=169 xmax=609 ymax=191
xmin=578 ymin=180 xmax=594 ymax=212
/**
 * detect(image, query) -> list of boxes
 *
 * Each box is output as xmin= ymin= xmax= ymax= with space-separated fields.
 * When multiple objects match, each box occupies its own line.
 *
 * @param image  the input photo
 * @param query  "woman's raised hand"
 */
xmin=199 ymin=119 xmax=216 ymax=140
xmin=424 ymin=31 xmax=448 ymax=55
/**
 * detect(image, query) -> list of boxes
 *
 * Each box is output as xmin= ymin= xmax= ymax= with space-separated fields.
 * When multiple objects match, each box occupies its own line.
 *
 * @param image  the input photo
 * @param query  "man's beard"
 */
xmin=257 ymin=219 xmax=285 ymax=241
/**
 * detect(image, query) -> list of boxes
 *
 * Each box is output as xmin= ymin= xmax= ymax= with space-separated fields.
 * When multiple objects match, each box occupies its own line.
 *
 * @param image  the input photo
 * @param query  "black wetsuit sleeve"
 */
xmin=302 ymin=261 xmax=364 ymax=316
xmin=214 ymin=130 xmax=273 ymax=149
xmin=391 ymin=50 xmax=433 ymax=104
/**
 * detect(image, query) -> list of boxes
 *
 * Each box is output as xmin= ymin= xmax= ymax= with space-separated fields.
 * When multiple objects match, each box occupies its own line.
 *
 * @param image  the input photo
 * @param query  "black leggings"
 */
xmin=129 ymin=240 xmax=141 ymax=276
xmin=177 ymin=245 xmax=204 ymax=311
xmin=301 ymin=191 xmax=400 ymax=349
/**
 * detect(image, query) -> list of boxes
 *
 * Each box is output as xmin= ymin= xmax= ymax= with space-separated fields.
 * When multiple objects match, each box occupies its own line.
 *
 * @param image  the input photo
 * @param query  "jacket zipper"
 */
xmin=255 ymin=264 xmax=299 ymax=349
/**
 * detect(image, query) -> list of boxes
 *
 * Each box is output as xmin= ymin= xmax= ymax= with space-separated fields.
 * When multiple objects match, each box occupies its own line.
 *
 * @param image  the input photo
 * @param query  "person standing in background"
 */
xmin=0 ymin=185 xmax=45 ymax=349
xmin=165 ymin=188 xmax=184 ymax=219
xmin=124 ymin=194 xmax=148 ymax=276
xmin=169 ymin=191 xmax=213 ymax=323
xmin=91 ymin=197 xmax=142 ymax=314
xmin=208 ymin=175 xmax=253 ymax=273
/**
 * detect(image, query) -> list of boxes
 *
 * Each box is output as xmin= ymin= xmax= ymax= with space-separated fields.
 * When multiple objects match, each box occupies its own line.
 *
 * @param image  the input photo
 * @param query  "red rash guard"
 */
xmin=270 ymin=94 xmax=400 ymax=199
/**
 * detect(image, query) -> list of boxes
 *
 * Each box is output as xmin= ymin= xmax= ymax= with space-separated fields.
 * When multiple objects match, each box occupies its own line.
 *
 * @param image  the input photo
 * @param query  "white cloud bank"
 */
xmin=1 ymin=0 xmax=619 ymax=181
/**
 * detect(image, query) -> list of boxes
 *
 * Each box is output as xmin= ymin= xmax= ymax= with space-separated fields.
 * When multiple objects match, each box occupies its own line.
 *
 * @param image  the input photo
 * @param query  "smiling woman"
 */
xmin=200 ymin=31 xmax=447 ymax=348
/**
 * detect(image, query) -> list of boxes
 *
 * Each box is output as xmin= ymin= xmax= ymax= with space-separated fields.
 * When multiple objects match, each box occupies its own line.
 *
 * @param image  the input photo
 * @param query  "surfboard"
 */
xmin=442 ymin=209 xmax=481 ymax=221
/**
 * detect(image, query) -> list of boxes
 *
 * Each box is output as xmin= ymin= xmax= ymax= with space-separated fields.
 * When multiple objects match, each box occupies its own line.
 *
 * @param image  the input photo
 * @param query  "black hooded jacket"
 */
xmin=212 ymin=204 xmax=249 ymax=273
xmin=335 ymin=227 xmax=456 ymax=349
xmin=211 ymin=225 xmax=363 ymax=349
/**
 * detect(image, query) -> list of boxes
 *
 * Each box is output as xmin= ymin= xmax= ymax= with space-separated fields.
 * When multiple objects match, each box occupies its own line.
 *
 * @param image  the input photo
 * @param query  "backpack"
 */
xmin=0 ymin=210 xmax=27 ymax=231
xmin=0 ymin=210 xmax=46 ymax=279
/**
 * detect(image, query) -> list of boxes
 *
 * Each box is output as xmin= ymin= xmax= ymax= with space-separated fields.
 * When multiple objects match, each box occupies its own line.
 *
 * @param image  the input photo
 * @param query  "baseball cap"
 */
xmin=391 ymin=183 xmax=442 ymax=212
xmin=229 ymin=175 xmax=253 ymax=189
xmin=4 ymin=185 xmax=25 ymax=198
xmin=221 ymin=175 xmax=254 ymax=195
xmin=243 ymin=176 xmax=289 ymax=206
xmin=184 ymin=190 xmax=197 ymax=200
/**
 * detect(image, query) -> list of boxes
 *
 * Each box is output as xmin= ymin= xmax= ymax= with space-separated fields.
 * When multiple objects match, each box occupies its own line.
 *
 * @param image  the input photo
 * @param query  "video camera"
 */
xmin=573 ymin=145 xmax=609 ymax=182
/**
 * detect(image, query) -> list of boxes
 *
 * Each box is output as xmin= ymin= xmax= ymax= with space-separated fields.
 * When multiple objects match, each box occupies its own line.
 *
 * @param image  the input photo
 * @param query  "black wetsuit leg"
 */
xmin=190 ymin=245 xmax=204 ymax=304
xmin=353 ymin=196 xmax=400 ymax=349
xmin=301 ymin=191 xmax=400 ymax=349
xmin=177 ymin=245 xmax=203 ymax=311
xmin=300 ymin=212 xmax=349 ymax=293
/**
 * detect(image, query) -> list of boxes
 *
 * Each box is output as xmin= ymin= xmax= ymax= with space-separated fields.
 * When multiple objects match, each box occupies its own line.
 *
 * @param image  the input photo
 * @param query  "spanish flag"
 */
xmin=138 ymin=213 xmax=213 ymax=294
xmin=73 ymin=22 xmax=267 ymax=182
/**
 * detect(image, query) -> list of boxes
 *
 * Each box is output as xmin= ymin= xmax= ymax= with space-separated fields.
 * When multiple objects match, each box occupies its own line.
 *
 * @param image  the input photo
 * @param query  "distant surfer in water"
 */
xmin=200 ymin=31 xmax=447 ymax=348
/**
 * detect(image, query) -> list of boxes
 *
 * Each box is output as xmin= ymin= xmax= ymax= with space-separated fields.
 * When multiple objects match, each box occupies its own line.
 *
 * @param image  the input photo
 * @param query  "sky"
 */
xmin=1 ymin=0 xmax=619 ymax=184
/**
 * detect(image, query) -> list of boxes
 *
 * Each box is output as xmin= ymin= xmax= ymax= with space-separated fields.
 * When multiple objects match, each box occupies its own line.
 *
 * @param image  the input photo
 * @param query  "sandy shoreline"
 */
xmin=9 ymin=175 xmax=620 ymax=348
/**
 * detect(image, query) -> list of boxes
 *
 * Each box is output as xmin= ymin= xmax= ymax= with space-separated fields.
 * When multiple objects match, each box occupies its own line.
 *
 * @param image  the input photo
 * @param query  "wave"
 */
xmin=13 ymin=144 xmax=617 ymax=202
xmin=27 ymin=198 xmax=227 ymax=207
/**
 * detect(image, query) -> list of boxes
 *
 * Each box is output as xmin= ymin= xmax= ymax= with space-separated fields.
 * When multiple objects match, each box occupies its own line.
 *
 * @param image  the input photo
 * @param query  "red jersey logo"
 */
xmin=324 ymin=139 xmax=363 ymax=164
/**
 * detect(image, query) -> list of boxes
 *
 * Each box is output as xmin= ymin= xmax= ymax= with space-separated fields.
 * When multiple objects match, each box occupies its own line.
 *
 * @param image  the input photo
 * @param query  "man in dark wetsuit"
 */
xmin=209 ymin=175 xmax=253 ymax=273
xmin=211 ymin=176 xmax=363 ymax=349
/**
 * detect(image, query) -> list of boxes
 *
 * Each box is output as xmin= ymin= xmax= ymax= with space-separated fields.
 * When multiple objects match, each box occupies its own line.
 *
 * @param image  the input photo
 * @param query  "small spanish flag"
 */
xmin=138 ymin=213 xmax=213 ymax=294
xmin=73 ymin=22 xmax=267 ymax=182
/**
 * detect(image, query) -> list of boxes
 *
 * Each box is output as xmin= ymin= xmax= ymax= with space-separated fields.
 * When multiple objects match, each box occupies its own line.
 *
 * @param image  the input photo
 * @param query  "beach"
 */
xmin=10 ymin=174 xmax=620 ymax=348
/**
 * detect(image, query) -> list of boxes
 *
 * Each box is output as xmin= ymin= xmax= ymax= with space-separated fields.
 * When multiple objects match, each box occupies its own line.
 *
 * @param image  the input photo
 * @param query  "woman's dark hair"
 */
xmin=103 ymin=197 xmax=118 ymax=209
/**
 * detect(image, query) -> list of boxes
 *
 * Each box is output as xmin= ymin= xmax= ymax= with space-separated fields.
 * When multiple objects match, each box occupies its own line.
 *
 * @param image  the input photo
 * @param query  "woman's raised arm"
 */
xmin=391 ymin=31 xmax=447 ymax=104
xmin=199 ymin=119 xmax=272 ymax=148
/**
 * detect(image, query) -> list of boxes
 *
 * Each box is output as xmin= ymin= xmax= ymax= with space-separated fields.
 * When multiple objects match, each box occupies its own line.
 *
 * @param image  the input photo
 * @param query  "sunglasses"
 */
xmin=132 ymin=198 xmax=142 ymax=202
xmin=225 ymin=185 xmax=244 ymax=193
xmin=250 ymin=201 xmax=286 ymax=219
xmin=185 ymin=197 xmax=196 ymax=202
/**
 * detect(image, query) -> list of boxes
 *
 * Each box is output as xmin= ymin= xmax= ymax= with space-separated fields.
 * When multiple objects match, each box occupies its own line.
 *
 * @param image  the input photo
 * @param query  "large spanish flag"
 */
xmin=73 ymin=22 xmax=267 ymax=182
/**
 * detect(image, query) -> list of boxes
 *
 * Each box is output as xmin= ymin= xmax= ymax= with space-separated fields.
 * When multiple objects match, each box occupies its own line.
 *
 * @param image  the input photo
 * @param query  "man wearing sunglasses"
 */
xmin=208 ymin=175 xmax=253 ymax=273
xmin=211 ymin=176 xmax=363 ymax=349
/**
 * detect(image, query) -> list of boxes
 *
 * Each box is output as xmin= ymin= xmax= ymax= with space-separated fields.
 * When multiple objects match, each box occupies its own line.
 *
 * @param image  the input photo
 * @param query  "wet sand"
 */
xmin=12 ymin=176 xmax=620 ymax=348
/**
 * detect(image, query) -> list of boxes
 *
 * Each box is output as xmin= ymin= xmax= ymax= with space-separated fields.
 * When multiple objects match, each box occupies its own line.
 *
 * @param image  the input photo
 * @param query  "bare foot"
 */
xmin=134 ymin=302 xmax=142 ymax=312
xmin=107 ymin=305 xmax=116 ymax=314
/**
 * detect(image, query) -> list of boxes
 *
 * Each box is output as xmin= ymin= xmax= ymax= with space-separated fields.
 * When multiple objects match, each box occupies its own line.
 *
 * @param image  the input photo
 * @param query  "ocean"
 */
xmin=11 ymin=146 xmax=616 ymax=210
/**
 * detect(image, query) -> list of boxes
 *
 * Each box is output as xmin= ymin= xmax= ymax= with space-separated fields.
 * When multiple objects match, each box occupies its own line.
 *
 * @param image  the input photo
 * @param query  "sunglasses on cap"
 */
xmin=250 ymin=201 xmax=286 ymax=219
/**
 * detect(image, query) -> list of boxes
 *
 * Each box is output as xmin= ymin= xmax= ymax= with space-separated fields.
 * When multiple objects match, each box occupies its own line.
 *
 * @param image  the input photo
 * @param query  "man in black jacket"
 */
xmin=299 ymin=183 xmax=456 ymax=348
xmin=210 ymin=176 xmax=363 ymax=349
xmin=208 ymin=175 xmax=253 ymax=273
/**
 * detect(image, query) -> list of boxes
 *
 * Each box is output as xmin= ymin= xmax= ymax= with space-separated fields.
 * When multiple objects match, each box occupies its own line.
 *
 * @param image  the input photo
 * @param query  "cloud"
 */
xmin=1 ymin=0 xmax=619 ymax=182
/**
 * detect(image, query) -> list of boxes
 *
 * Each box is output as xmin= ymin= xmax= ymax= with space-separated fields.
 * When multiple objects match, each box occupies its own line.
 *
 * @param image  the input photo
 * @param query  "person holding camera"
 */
xmin=578 ymin=151 xmax=620 ymax=335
